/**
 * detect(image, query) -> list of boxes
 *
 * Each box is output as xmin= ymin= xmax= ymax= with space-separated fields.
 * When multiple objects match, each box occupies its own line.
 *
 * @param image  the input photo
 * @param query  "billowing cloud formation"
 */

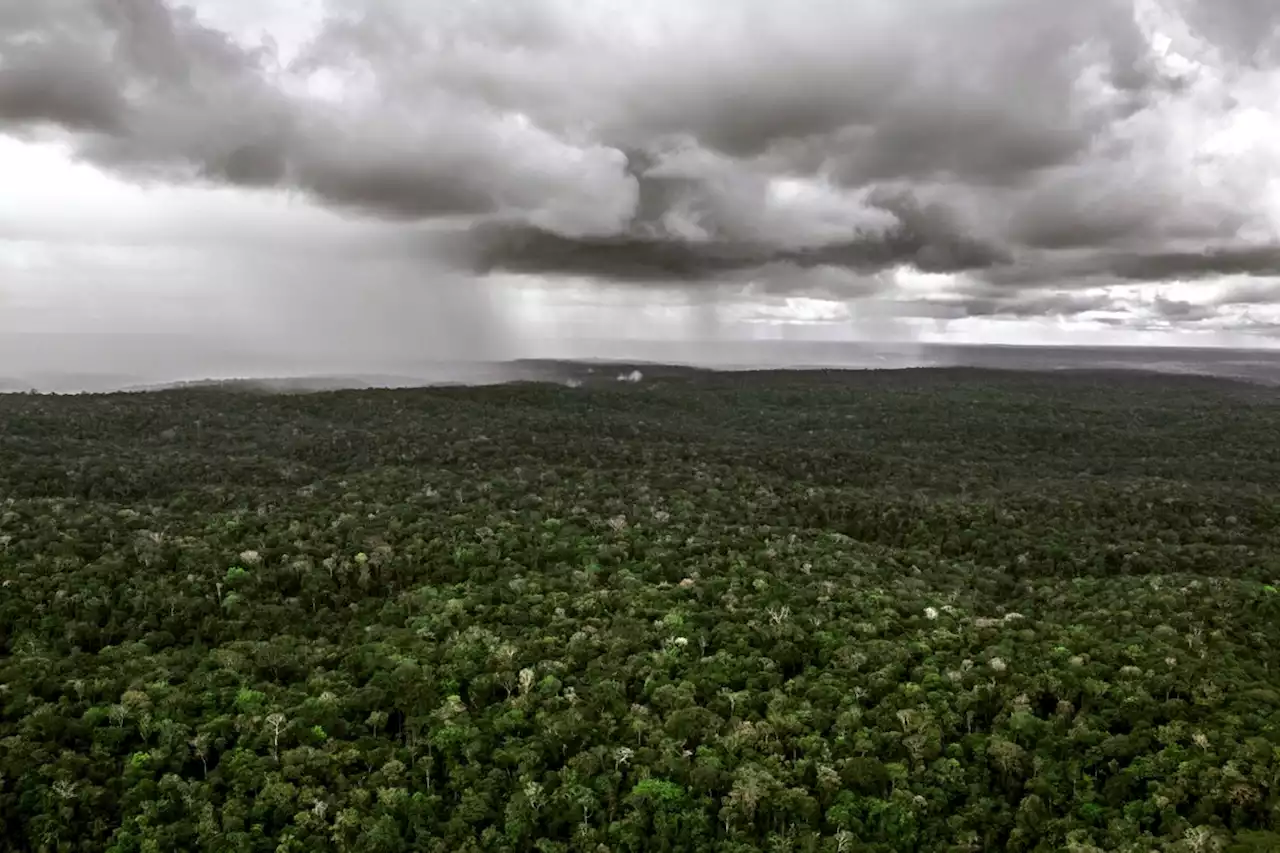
xmin=2 ymin=0 xmax=1279 ymax=317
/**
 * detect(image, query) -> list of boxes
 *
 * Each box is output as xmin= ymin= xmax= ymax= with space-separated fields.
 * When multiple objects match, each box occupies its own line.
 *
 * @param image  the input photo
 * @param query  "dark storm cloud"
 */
xmin=459 ymin=184 xmax=1008 ymax=282
xmin=1150 ymin=295 xmax=1219 ymax=322
xmin=1108 ymin=246 xmax=1280 ymax=280
xmin=2 ymin=0 xmax=1278 ymax=307
xmin=0 ymin=0 xmax=296 ymax=182
xmin=905 ymin=285 xmax=1122 ymax=321
xmin=0 ymin=1 xmax=637 ymax=228
xmin=1169 ymin=0 xmax=1280 ymax=65
xmin=0 ymin=45 xmax=127 ymax=132
xmin=1215 ymin=278 xmax=1280 ymax=304
xmin=977 ymin=243 xmax=1280 ymax=293
xmin=1005 ymin=176 xmax=1254 ymax=252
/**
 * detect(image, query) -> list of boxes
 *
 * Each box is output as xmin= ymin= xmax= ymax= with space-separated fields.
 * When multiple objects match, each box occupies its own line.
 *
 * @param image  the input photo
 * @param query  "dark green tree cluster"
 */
xmin=2 ymin=368 xmax=1280 ymax=852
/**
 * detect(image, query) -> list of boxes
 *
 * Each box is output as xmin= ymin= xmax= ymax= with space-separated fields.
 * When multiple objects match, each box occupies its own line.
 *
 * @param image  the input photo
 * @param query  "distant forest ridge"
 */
xmin=3 ymin=341 xmax=1280 ymax=394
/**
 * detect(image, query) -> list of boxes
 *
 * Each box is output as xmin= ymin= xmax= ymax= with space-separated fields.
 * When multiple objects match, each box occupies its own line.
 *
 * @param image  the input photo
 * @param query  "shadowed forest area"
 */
xmin=2 ymin=368 xmax=1280 ymax=852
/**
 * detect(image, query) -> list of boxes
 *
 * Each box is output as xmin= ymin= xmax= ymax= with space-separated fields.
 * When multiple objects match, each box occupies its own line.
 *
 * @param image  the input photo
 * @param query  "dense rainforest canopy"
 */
xmin=2 ymin=366 xmax=1280 ymax=852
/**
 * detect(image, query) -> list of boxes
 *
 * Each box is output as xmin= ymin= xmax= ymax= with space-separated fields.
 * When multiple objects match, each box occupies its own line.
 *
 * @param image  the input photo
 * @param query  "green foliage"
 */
xmin=630 ymin=778 xmax=686 ymax=808
xmin=234 ymin=688 xmax=267 ymax=714
xmin=2 ymin=369 xmax=1280 ymax=852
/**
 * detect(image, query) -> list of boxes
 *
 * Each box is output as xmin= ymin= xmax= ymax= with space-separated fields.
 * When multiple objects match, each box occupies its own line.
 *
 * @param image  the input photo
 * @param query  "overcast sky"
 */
xmin=2 ymin=0 xmax=1280 ymax=381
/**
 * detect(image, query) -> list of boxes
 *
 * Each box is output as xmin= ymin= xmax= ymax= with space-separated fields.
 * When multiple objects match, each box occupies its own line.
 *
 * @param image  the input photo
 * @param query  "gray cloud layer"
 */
xmin=2 ymin=0 xmax=1279 ymax=321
